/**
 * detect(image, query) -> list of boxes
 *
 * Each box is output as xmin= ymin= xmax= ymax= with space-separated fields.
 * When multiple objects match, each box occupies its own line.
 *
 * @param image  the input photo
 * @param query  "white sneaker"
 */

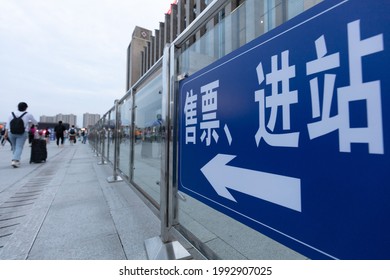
xmin=11 ymin=160 xmax=20 ymax=168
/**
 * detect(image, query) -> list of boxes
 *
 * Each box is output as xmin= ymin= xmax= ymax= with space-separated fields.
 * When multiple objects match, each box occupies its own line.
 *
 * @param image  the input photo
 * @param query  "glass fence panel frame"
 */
xmin=108 ymin=108 xmax=116 ymax=165
xmin=117 ymin=96 xmax=133 ymax=179
xmin=98 ymin=116 xmax=106 ymax=158
xmin=131 ymin=72 xmax=164 ymax=209
xmin=103 ymin=111 xmax=111 ymax=164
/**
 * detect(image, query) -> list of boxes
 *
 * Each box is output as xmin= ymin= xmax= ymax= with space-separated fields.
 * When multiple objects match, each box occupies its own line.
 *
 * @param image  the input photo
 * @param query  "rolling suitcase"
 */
xmin=30 ymin=139 xmax=47 ymax=163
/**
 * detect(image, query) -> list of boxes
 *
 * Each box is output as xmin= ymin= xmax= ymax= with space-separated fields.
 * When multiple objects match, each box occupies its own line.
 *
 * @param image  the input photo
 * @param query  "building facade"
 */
xmin=40 ymin=114 xmax=77 ymax=127
xmin=83 ymin=113 xmax=101 ymax=129
xmin=126 ymin=0 xmax=322 ymax=89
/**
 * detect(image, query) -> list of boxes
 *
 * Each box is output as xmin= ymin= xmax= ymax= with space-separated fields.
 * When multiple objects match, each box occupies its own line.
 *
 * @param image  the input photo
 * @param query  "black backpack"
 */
xmin=10 ymin=112 xmax=27 ymax=134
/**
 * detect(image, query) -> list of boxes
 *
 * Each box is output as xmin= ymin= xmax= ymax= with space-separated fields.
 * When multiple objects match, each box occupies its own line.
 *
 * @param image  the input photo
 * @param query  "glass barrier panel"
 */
xmin=101 ymin=116 xmax=107 ymax=156
xmin=104 ymin=112 xmax=112 ymax=163
xmin=118 ymin=97 xmax=132 ymax=178
xmin=132 ymin=74 xmax=163 ymax=206
xmin=96 ymin=119 xmax=103 ymax=155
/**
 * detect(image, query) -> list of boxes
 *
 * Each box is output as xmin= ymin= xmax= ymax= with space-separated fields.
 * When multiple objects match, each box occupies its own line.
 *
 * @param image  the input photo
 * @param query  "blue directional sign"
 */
xmin=178 ymin=0 xmax=389 ymax=259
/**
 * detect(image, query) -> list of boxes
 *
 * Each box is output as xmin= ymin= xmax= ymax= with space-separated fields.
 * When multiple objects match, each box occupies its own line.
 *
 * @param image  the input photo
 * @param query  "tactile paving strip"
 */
xmin=0 ymin=167 xmax=57 ymax=250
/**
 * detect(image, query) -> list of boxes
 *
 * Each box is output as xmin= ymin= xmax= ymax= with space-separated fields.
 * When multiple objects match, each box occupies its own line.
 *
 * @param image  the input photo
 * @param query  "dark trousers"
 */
xmin=28 ymin=132 xmax=34 ymax=144
xmin=56 ymin=133 xmax=64 ymax=145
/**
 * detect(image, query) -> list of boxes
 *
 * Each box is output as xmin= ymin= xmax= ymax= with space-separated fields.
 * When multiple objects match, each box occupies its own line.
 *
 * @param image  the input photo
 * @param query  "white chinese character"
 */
xmin=306 ymin=35 xmax=340 ymax=139
xmin=338 ymin=20 xmax=384 ymax=154
xmin=255 ymin=51 xmax=299 ymax=147
xmin=307 ymin=20 xmax=384 ymax=154
xmin=200 ymin=80 xmax=220 ymax=146
xmin=184 ymin=89 xmax=197 ymax=144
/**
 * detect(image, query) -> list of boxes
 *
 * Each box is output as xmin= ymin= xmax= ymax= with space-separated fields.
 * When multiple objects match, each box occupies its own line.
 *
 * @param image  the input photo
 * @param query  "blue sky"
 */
xmin=0 ymin=0 xmax=175 ymax=126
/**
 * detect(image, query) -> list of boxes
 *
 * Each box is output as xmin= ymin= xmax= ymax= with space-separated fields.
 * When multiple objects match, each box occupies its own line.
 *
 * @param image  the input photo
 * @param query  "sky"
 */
xmin=0 ymin=0 xmax=176 ymax=127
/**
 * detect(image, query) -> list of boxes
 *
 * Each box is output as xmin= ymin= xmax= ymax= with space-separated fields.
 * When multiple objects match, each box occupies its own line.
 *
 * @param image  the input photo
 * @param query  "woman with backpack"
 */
xmin=4 ymin=102 xmax=38 ymax=168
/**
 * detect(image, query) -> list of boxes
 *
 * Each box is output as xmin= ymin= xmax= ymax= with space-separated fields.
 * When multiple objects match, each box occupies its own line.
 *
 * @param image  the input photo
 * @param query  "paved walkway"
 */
xmin=0 ymin=139 xmax=161 ymax=260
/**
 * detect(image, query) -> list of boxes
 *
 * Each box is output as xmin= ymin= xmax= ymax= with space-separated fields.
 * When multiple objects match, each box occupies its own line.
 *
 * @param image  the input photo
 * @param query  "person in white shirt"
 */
xmin=4 ymin=102 xmax=38 ymax=168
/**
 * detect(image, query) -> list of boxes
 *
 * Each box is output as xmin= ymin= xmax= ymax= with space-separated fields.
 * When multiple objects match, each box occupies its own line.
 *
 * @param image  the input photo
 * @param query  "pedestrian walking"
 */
xmin=81 ymin=129 xmax=88 ymax=144
xmin=68 ymin=125 xmax=77 ymax=145
xmin=1 ymin=125 xmax=13 ymax=149
xmin=54 ymin=121 xmax=66 ymax=146
xmin=4 ymin=102 xmax=38 ymax=168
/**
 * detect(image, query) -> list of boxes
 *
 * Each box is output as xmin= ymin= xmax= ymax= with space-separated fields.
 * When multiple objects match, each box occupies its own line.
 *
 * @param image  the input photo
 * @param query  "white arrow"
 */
xmin=201 ymin=154 xmax=302 ymax=212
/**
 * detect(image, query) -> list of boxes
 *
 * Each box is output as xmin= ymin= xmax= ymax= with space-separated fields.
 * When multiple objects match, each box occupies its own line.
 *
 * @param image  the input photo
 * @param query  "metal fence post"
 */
xmin=144 ymin=45 xmax=191 ymax=260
